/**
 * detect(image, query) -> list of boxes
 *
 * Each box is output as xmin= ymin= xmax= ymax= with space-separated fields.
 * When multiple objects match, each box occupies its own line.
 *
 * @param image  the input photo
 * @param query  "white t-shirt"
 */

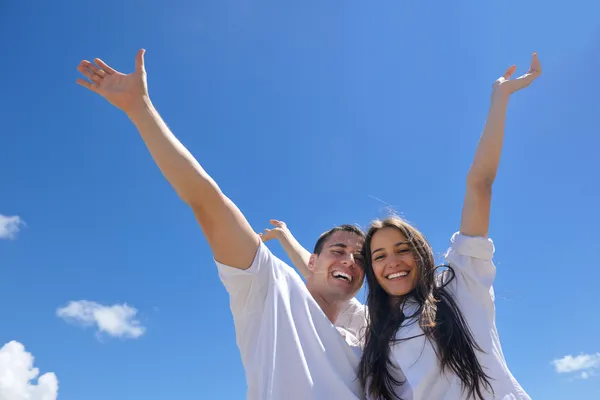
xmin=336 ymin=297 xmax=368 ymax=340
xmin=216 ymin=242 xmax=365 ymax=400
xmin=379 ymin=233 xmax=530 ymax=400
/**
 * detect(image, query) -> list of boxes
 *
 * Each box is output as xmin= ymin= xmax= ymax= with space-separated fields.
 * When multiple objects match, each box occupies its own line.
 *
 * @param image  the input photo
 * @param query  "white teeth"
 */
xmin=387 ymin=271 xmax=409 ymax=280
xmin=332 ymin=271 xmax=352 ymax=282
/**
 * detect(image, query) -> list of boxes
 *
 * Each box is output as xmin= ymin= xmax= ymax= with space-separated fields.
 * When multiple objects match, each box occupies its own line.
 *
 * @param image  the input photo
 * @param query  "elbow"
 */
xmin=178 ymin=178 xmax=224 ymax=211
xmin=466 ymin=173 xmax=494 ymax=193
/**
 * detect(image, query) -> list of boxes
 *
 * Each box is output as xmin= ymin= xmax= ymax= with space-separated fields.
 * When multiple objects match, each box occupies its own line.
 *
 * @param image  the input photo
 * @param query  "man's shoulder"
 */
xmin=335 ymin=326 xmax=362 ymax=347
xmin=216 ymin=242 xmax=311 ymax=309
xmin=216 ymin=242 xmax=299 ymax=279
xmin=336 ymin=298 xmax=368 ymax=340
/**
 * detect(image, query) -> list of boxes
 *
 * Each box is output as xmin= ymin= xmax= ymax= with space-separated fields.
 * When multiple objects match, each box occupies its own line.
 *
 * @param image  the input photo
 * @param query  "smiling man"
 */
xmin=305 ymin=225 xmax=366 ymax=331
xmin=260 ymin=220 xmax=369 ymax=341
xmin=218 ymin=223 xmax=367 ymax=397
xmin=75 ymin=50 xmax=367 ymax=400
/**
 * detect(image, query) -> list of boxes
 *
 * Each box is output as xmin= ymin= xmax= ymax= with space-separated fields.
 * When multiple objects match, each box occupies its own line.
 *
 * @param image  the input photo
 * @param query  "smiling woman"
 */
xmin=358 ymin=54 xmax=541 ymax=400
xmin=361 ymin=217 xmax=494 ymax=399
xmin=369 ymin=224 xmax=420 ymax=296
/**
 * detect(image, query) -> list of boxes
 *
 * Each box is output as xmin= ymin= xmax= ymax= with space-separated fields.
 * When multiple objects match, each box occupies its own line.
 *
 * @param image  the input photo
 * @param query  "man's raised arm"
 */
xmin=76 ymin=49 xmax=258 ymax=269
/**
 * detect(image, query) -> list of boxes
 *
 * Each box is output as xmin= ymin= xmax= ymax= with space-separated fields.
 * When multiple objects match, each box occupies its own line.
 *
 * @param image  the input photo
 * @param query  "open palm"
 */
xmin=76 ymin=49 xmax=148 ymax=113
xmin=493 ymin=52 xmax=542 ymax=96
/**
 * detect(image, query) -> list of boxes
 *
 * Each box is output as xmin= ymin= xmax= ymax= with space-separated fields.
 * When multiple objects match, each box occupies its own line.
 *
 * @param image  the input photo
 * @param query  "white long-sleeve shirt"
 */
xmin=378 ymin=233 xmax=530 ymax=400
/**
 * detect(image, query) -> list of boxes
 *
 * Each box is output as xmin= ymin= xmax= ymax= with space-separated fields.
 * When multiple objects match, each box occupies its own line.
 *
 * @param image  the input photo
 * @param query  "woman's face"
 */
xmin=369 ymin=227 xmax=419 ymax=296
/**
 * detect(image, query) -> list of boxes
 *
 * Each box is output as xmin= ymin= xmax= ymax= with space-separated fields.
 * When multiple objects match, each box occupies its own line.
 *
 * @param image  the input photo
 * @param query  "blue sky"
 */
xmin=1 ymin=0 xmax=599 ymax=399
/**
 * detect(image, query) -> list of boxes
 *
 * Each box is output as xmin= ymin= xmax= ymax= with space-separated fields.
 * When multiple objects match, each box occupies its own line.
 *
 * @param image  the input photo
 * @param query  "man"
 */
xmin=76 ymin=50 xmax=367 ymax=399
xmin=260 ymin=219 xmax=368 ymax=340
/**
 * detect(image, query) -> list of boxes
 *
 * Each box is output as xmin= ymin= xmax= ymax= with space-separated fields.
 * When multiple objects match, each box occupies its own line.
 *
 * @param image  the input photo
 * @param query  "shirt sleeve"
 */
xmin=442 ymin=232 xmax=497 ymax=316
xmin=444 ymin=232 xmax=496 ymax=288
xmin=216 ymin=242 xmax=297 ymax=356
xmin=216 ymin=241 xmax=279 ymax=317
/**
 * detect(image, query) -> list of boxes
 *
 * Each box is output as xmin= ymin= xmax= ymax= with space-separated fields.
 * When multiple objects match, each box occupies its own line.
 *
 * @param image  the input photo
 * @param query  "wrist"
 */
xmin=277 ymin=228 xmax=292 ymax=241
xmin=125 ymin=96 xmax=154 ymax=120
xmin=490 ymin=88 xmax=510 ymax=104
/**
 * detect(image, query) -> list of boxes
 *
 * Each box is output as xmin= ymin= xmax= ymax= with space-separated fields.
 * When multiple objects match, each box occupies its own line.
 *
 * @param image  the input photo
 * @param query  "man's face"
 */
xmin=307 ymin=231 xmax=365 ymax=302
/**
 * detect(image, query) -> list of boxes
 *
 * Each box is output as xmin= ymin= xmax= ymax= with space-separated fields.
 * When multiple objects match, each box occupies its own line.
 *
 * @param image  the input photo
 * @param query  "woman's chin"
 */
xmin=381 ymin=280 xmax=414 ymax=297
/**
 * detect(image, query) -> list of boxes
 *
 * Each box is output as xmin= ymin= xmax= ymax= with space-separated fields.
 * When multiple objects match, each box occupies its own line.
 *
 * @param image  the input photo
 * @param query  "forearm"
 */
xmin=460 ymin=54 xmax=541 ymax=237
xmin=277 ymin=230 xmax=312 ymax=278
xmin=460 ymin=93 xmax=510 ymax=237
xmin=466 ymin=93 xmax=510 ymax=187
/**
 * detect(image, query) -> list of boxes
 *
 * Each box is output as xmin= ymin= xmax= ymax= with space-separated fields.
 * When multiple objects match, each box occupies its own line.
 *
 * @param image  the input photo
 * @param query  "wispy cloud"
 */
xmin=552 ymin=352 xmax=600 ymax=380
xmin=56 ymin=300 xmax=146 ymax=339
xmin=0 ymin=215 xmax=24 ymax=240
xmin=0 ymin=341 xmax=58 ymax=400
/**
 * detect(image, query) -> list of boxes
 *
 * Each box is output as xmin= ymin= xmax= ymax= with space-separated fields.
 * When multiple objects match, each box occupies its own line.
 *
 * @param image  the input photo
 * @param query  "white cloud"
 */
xmin=0 ymin=341 xmax=58 ymax=400
xmin=552 ymin=352 xmax=600 ymax=378
xmin=56 ymin=300 xmax=145 ymax=339
xmin=0 ymin=215 xmax=24 ymax=240
xmin=581 ymin=371 xmax=590 ymax=380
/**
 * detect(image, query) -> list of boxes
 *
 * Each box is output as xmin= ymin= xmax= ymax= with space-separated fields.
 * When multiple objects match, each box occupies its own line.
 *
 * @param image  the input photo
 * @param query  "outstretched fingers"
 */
xmin=269 ymin=219 xmax=284 ymax=228
xmin=502 ymin=65 xmax=517 ymax=81
xmin=76 ymin=77 xmax=98 ymax=92
xmin=85 ymin=60 xmax=106 ymax=77
xmin=259 ymin=228 xmax=277 ymax=242
xmin=516 ymin=53 xmax=542 ymax=85
xmin=135 ymin=49 xmax=146 ymax=73
xmin=528 ymin=52 xmax=542 ymax=77
xmin=93 ymin=58 xmax=117 ymax=75
xmin=76 ymin=58 xmax=114 ymax=93
xmin=77 ymin=61 xmax=104 ymax=83
xmin=492 ymin=52 xmax=542 ymax=94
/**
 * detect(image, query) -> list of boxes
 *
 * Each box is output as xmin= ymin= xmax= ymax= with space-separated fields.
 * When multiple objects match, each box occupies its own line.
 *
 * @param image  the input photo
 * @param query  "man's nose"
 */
xmin=341 ymin=253 xmax=355 ymax=266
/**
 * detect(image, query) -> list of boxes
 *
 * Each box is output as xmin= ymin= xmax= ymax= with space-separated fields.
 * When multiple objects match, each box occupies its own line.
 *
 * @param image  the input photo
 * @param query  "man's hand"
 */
xmin=259 ymin=219 xmax=289 ymax=242
xmin=75 ymin=49 xmax=259 ymax=269
xmin=76 ymin=49 xmax=149 ymax=114
xmin=258 ymin=219 xmax=312 ymax=278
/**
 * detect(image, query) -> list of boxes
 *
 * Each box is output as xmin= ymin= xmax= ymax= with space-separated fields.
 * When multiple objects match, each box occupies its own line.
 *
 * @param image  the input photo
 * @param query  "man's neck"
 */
xmin=308 ymin=290 xmax=344 ymax=324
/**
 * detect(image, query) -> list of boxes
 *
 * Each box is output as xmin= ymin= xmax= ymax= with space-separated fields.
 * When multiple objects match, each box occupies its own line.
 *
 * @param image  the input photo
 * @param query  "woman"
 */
xmin=359 ymin=54 xmax=541 ymax=400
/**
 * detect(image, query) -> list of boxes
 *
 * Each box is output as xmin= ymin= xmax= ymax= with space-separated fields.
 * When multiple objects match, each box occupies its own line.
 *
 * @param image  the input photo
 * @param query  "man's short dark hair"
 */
xmin=313 ymin=224 xmax=365 ymax=254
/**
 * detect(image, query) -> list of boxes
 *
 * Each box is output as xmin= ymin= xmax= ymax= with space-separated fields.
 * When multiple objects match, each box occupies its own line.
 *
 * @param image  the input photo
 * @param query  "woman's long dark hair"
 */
xmin=358 ymin=217 xmax=493 ymax=400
